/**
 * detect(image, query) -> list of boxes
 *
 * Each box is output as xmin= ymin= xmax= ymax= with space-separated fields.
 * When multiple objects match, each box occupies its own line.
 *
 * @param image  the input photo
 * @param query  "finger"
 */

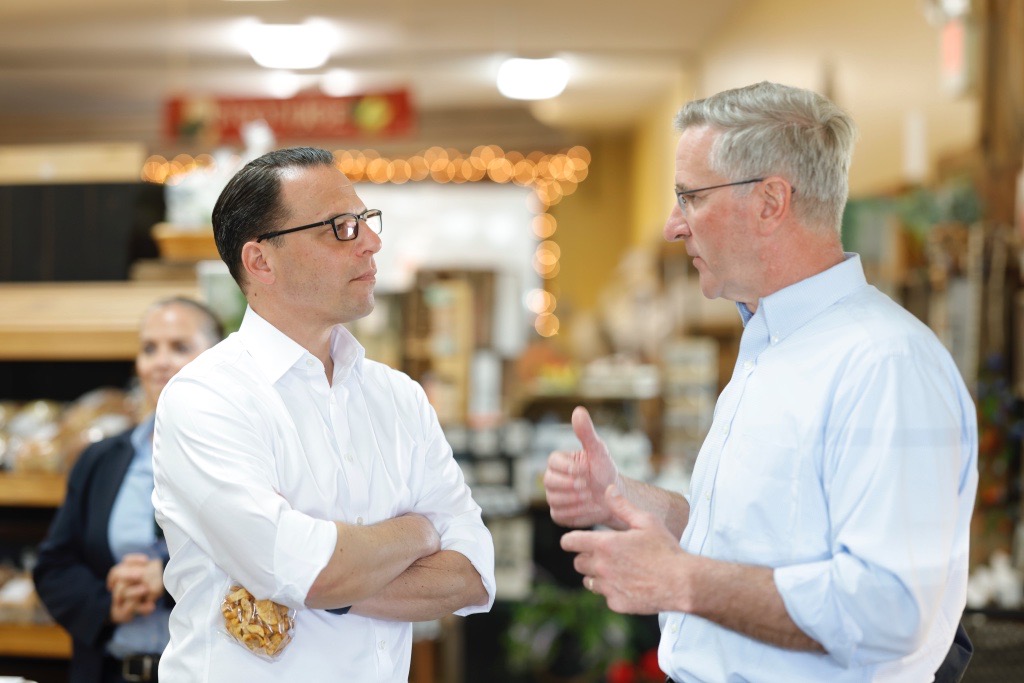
xmin=543 ymin=468 xmax=583 ymax=495
xmin=135 ymin=600 xmax=157 ymax=616
xmin=122 ymin=583 xmax=149 ymax=601
xmin=585 ymin=576 xmax=596 ymax=592
xmin=560 ymin=529 xmax=597 ymax=553
xmin=545 ymin=450 xmax=573 ymax=474
xmin=122 ymin=553 xmax=149 ymax=565
xmin=605 ymin=484 xmax=646 ymax=528
xmin=573 ymin=554 xmax=594 ymax=578
xmin=571 ymin=407 xmax=606 ymax=455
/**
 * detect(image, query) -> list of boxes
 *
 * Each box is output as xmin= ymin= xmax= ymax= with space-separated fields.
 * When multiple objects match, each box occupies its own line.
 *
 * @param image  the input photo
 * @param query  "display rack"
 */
xmin=0 ymin=281 xmax=199 ymax=665
xmin=0 ymin=281 xmax=200 ymax=360
xmin=0 ymin=472 xmax=66 ymax=508
xmin=0 ymin=624 xmax=71 ymax=658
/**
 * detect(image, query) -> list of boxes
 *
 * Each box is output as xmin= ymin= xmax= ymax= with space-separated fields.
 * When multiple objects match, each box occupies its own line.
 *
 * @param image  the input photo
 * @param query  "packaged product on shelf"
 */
xmin=0 ymin=572 xmax=51 ymax=625
xmin=2 ymin=389 xmax=134 ymax=473
xmin=56 ymin=388 xmax=134 ymax=470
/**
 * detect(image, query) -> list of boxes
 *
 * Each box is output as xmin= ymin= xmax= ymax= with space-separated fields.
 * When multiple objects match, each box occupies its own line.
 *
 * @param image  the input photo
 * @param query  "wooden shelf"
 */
xmin=0 ymin=623 xmax=71 ymax=658
xmin=0 ymin=472 xmax=67 ymax=507
xmin=0 ymin=281 xmax=200 ymax=360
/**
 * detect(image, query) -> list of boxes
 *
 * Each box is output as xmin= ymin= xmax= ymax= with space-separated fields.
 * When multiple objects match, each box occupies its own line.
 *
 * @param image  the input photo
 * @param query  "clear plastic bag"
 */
xmin=220 ymin=585 xmax=295 ymax=660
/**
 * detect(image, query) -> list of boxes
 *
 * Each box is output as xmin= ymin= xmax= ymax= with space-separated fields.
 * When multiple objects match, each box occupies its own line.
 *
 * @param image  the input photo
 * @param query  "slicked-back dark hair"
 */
xmin=212 ymin=147 xmax=336 ymax=287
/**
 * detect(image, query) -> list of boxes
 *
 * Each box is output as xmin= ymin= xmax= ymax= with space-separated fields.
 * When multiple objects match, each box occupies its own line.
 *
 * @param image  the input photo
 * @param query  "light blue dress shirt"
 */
xmin=659 ymin=254 xmax=978 ymax=682
xmin=106 ymin=415 xmax=171 ymax=658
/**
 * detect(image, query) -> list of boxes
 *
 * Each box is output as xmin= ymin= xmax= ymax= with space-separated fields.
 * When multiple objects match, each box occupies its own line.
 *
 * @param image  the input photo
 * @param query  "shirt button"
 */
xmin=378 ymin=640 xmax=386 ymax=650
xmin=705 ymin=491 xmax=711 ymax=501
xmin=771 ymin=335 xmax=779 ymax=344
xmin=356 ymin=517 xmax=364 ymax=525
xmin=306 ymin=358 xmax=315 ymax=368
xmin=345 ymin=453 xmax=354 ymax=463
xmin=743 ymin=360 xmax=754 ymax=371
xmin=670 ymin=621 xmax=679 ymax=634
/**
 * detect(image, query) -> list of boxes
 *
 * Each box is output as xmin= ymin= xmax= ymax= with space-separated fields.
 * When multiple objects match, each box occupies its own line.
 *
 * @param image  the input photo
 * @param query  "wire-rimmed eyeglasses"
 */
xmin=674 ymin=178 xmax=764 ymax=211
xmin=255 ymin=209 xmax=383 ymax=242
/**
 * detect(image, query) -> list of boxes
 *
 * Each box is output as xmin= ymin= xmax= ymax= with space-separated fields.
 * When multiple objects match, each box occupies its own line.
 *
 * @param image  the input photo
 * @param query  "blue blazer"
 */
xmin=33 ymin=429 xmax=139 ymax=683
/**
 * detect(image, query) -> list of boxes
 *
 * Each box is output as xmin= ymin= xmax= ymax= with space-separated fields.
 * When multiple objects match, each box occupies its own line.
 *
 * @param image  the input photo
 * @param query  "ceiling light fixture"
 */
xmin=321 ymin=68 xmax=358 ymax=97
xmin=242 ymin=21 xmax=336 ymax=70
xmin=496 ymin=57 xmax=569 ymax=101
xmin=266 ymin=70 xmax=303 ymax=99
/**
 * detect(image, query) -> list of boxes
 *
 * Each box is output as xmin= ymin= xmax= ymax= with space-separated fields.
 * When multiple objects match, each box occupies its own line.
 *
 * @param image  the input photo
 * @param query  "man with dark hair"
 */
xmin=546 ymin=82 xmax=977 ymax=682
xmin=153 ymin=147 xmax=494 ymax=681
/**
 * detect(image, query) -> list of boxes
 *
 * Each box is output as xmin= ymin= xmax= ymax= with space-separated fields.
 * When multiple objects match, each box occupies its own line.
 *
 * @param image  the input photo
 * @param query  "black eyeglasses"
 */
xmin=255 ymin=209 xmax=383 ymax=242
xmin=675 ymin=178 xmax=764 ymax=211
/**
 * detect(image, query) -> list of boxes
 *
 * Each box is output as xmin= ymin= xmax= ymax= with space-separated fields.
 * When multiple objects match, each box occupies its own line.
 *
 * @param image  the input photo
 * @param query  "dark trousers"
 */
xmin=102 ymin=655 xmax=160 ymax=683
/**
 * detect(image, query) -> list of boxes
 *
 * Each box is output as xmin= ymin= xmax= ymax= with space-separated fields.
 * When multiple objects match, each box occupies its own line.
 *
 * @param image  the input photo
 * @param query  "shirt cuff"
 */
xmin=272 ymin=511 xmax=338 ymax=609
xmin=440 ymin=522 xmax=495 ymax=615
xmin=774 ymin=561 xmax=862 ymax=667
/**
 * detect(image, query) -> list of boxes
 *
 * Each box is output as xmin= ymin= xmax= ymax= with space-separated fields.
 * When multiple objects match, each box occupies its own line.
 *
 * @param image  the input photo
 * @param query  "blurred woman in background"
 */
xmin=34 ymin=297 xmax=223 ymax=683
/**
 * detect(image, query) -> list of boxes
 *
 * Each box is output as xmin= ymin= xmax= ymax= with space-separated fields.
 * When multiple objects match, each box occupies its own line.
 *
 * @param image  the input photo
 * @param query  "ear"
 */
xmin=757 ymin=176 xmax=793 ymax=233
xmin=241 ymin=241 xmax=275 ymax=286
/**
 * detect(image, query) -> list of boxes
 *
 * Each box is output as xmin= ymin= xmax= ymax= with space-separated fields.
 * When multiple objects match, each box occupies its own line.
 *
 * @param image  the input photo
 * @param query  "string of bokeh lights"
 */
xmin=141 ymin=145 xmax=591 ymax=338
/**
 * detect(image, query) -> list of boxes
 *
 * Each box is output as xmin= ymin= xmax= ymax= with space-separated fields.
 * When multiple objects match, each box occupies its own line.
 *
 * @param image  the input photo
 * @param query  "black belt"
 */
xmin=110 ymin=654 xmax=160 ymax=682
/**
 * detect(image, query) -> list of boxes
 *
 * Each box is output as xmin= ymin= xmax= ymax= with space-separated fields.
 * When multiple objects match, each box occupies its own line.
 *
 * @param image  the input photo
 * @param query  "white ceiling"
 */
xmin=0 ymin=0 xmax=741 ymax=151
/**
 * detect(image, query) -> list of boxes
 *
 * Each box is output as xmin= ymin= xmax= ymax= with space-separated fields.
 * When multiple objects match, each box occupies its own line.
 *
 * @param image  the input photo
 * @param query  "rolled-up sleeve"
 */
xmin=153 ymin=377 xmax=337 ymax=609
xmin=407 ymin=381 xmax=496 ymax=614
xmin=774 ymin=351 xmax=975 ymax=667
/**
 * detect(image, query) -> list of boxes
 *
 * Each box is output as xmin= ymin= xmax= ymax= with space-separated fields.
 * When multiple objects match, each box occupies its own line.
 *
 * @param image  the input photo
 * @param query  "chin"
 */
xmin=337 ymin=297 xmax=375 ymax=324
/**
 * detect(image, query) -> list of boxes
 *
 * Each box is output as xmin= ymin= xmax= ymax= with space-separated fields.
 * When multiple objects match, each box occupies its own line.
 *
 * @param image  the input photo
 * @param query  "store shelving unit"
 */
xmin=0 ymin=624 xmax=70 ymax=658
xmin=0 ymin=281 xmax=199 ymax=669
xmin=0 ymin=281 xmax=199 ymax=360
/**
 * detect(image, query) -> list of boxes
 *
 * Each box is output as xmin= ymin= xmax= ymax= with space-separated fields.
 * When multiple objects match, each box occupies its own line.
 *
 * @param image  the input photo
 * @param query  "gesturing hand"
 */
xmin=561 ymin=485 xmax=691 ymax=615
xmin=543 ymin=407 xmax=622 ymax=529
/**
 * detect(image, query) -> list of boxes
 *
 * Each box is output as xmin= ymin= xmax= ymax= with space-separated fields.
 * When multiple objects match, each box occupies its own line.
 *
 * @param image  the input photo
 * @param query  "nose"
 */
xmin=663 ymin=202 xmax=689 ymax=242
xmin=152 ymin=345 xmax=174 ymax=369
xmin=358 ymin=222 xmax=382 ymax=254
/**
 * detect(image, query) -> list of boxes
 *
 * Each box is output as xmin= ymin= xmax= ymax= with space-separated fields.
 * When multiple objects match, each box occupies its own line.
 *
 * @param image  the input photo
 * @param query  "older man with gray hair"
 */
xmin=546 ymin=81 xmax=977 ymax=682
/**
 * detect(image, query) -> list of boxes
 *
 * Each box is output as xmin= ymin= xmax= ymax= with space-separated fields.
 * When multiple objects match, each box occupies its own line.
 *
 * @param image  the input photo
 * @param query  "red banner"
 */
xmin=164 ymin=90 xmax=415 ymax=143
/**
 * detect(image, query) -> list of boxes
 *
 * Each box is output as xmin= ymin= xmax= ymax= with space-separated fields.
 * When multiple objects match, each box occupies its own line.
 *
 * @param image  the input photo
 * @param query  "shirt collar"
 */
xmin=237 ymin=306 xmax=365 ymax=385
xmin=737 ymin=252 xmax=868 ymax=342
xmin=329 ymin=323 xmax=365 ymax=384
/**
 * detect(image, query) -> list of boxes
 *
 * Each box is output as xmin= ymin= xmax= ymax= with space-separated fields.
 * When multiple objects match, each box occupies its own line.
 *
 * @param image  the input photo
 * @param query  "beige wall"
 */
xmin=629 ymin=72 xmax=694 ymax=247
xmin=548 ymin=133 xmax=634 ymax=327
xmin=695 ymin=0 xmax=978 ymax=198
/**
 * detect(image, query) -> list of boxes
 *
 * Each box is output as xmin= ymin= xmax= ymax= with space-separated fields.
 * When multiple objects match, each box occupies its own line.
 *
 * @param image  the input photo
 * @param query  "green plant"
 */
xmin=505 ymin=582 xmax=634 ymax=681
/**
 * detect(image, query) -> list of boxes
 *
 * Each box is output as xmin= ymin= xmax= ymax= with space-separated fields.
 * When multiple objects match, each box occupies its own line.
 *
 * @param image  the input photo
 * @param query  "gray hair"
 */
xmin=674 ymin=81 xmax=856 ymax=233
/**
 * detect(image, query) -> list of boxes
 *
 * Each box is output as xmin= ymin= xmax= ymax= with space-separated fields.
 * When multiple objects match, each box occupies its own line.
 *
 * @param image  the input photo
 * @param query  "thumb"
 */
xmin=572 ymin=406 xmax=606 ymax=456
xmin=605 ymin=484 xmax=644 ymax=528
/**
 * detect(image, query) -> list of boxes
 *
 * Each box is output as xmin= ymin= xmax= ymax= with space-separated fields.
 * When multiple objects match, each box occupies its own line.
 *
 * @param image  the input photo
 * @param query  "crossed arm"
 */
xmin=304 ymin=515 xmax=488 ymax=620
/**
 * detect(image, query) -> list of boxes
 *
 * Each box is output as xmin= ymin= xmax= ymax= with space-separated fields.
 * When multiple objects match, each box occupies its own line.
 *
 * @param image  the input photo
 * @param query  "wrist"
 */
xmin=672 ymin=551 xmax=705 ymax=615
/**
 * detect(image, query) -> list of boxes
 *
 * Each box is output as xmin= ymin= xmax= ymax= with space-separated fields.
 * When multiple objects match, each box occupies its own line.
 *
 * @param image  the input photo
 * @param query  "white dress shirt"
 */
xmin=153 ymin=306 xmax=495 ymax=682
xmin=660 ymin=254 xmax=978 ymax=682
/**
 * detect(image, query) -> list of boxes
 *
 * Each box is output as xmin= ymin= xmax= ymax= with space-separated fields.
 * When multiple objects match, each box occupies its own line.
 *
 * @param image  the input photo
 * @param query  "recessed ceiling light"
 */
xmin=497 ymin=57 xmax=570 ymax=101
xmin=242 ymin=21 xmax=336 ymax=70
xmin=321 ymin=69 xmax=358 ymax=97
xmin=266 ymin=71 xmax=303 ymax=99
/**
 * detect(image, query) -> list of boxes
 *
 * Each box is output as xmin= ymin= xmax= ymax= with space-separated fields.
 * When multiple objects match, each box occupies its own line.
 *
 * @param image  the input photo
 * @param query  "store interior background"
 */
xmin=1 ymin=0 xmax=1021 ymax=681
